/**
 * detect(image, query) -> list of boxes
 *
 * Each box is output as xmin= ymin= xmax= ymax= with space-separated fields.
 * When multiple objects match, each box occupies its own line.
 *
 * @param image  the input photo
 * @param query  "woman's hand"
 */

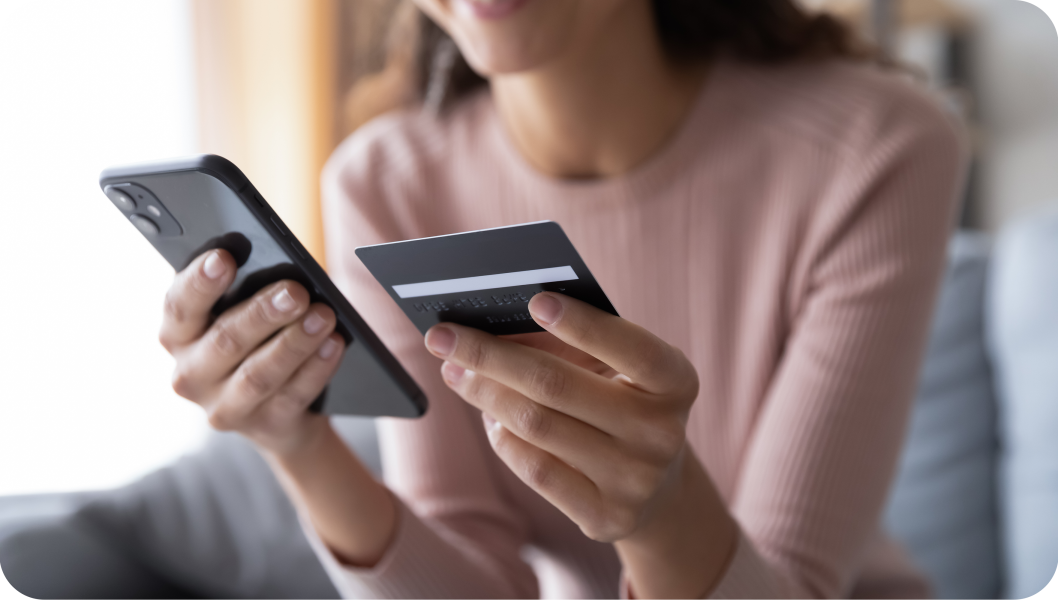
xmin=160 ymin=249 xmax=346 ymax=458
xmin=424 ymin=293 xmax=738 ymax=597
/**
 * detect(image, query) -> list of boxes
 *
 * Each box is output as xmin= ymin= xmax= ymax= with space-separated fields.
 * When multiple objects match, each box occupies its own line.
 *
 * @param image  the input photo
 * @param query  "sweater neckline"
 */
xmin=482 ymin=58 xmax=729 ymax=204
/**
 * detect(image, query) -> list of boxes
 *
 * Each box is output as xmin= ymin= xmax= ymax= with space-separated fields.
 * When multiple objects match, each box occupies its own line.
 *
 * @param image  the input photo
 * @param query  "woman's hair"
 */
xmin=344 ymin=0 xmax=875 ymax=128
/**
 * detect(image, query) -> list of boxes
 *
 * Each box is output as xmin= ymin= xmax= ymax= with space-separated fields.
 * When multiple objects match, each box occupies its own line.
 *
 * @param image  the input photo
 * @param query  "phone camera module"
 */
xmin=129 ymin=214 xmax=160 ymax=236
xmin=102 ymin=182 xmax=183 ymax=237
xmin=105 ymin=186 xmax=136 ymax=212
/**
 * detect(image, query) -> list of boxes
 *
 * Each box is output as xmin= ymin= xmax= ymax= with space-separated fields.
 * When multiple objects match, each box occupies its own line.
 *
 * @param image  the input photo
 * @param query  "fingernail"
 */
xmin=441 ymin=362 xmax=466 ymax=386
xmin=425 ymin=326 xmax=456 ymax=356
xmin=303 ymin=311 xmax=327 ymax=335
xmin=482 ymin=412 xmax=501 ymax=433
xmin=272 ymin=289 xmax=296 ymax=312
xmin=319 ymin=337 xmax=340 ymax=360
xmin=203 ymin=252 xmax=226 ymax=279
xmin=529 ymin=294 xmax=563 ymax=326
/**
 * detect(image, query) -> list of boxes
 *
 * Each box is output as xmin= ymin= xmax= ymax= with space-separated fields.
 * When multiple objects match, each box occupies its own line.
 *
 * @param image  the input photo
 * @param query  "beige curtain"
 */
xmin=192 ymin=0 xmax=339 ymax=266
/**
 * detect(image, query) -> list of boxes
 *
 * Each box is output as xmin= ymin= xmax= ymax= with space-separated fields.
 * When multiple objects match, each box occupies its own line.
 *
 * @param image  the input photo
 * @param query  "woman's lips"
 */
xmin=453 ymin=0 xmax=533 ymax=20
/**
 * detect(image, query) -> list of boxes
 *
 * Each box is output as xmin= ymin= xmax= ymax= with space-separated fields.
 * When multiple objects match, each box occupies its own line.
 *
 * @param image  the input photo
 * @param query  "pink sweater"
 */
xmin=304 ymin=58 xmax=965 ymax=598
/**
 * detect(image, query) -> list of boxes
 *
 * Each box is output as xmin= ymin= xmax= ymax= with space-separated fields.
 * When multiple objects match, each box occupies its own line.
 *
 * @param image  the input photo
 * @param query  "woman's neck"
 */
xmin=489 ymin=1 xmax=707 ymax=179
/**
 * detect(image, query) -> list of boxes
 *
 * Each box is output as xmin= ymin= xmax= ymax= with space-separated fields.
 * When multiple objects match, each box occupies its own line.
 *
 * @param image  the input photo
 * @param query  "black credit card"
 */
xmin=355 ymin=221 xmax=618 ymax=335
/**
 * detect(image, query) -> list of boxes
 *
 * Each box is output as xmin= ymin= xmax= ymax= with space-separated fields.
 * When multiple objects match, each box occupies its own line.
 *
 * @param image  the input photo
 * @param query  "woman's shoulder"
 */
xmin=323 ymin=89 xmax=493 ymax=191
xmin=718 ymin=57 xmax=961 ymax=158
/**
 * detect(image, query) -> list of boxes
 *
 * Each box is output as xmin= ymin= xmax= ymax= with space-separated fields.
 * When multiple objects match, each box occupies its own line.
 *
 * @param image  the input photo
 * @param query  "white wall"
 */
xmin=0 ymin=1 xmax=209 ymax=496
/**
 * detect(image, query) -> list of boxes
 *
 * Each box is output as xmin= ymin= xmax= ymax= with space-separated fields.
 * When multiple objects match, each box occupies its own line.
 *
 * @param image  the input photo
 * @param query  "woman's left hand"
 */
xmin=424 ymin=292 xmax=702 ymax=541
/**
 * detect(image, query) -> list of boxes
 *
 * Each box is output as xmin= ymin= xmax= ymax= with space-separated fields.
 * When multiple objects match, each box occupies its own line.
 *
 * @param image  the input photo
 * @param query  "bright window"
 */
xmin=0 ymin=0 xmax=209 ymax=496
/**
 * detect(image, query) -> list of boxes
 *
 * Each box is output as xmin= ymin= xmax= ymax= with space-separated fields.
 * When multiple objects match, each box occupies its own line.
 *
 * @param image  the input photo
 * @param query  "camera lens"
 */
xmin=129 ymin=214 xmax=159 ymax=236
xmin=104 ymin=186 xmax=136 ymax=212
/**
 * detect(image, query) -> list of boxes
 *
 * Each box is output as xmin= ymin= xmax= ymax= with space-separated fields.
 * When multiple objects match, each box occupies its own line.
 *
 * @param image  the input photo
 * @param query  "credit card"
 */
xmin=355 ymin=221 xmax=618 ymax=335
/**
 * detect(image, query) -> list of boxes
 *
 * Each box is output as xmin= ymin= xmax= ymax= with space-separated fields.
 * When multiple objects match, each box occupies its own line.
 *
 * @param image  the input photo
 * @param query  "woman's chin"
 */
xmin=455 ymin=33 xmax=561 ymax=76
xmin=432 ymin=0 xmax=586 ymax=75
xmin=452 ymin=0 xmax=534 ymax=21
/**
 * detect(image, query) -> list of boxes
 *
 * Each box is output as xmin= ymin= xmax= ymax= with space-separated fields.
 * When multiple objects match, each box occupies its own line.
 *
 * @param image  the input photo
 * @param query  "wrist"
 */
xmin=266 ymin=415 xmax=335 ymax=465
xmin=616 ymin=451 xmax=738 ymax=598
xmin=265 ymin=417 xmax=397 ymax=567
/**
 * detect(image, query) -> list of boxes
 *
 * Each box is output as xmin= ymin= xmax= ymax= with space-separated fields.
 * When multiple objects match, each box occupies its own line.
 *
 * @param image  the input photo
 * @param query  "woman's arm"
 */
xmin=269 ymin=422 xmax=397 ymax=566
xmin=280 ymin=125 xmax=542 ymax=598
xmin=709 ymin=106 xmax=966 ymax=598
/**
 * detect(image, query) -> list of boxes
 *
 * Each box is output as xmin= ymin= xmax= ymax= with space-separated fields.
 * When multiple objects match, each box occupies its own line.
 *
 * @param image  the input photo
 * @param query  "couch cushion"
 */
xmin=884 ymin=232 xmax=1002 ymax=599
xmin=74 ymin=417 xmax=381 ymax=599
xmin=987 ymin=209 xmax=1058 ymax=599
xmin=0 ymin=514 xmax=196 ymax=599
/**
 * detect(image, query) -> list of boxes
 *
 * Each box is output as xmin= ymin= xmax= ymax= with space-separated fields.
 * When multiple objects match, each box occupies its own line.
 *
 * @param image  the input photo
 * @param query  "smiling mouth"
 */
xmin=453 ymin=0 xmax=533 ymax=20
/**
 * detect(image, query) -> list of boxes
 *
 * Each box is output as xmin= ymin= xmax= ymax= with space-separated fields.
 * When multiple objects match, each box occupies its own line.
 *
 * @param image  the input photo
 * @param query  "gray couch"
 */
xmin=3 ymin=220 xmax=1058 ymax=598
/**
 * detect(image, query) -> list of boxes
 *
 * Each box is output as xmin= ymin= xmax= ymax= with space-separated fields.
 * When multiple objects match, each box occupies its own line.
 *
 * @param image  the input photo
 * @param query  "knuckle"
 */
xmin=250 ymin=292 xmax=278 ymax=324
xmin=488 ymin=421 xmax=511 ymax=450
xmin=671 ymin=346 xmax=699 ymax=397
xmin=578 ymin=507 xmax=608 ymax=541
xmin=460 ymin=371 xmax=488 ymax=404
xmin=158 ymin=329 xmax=176 ymax=353
xmin=567 ymin=313 xmax=599 ymax=348
xmin=274 ymin=330 xmax=314 ymax=365
xmin=462 ymin=337 xmax=489 ymax=370
xmin=521 ymin=455 xmax=554 ymax=490
xmin=236 ymin=364 xmax=276 ymax=398
xmin=170 ymin=366 xmax=196 ymax=399
xmin=251 ymin=282 xmax=302 ymax=324
xmin=637 ymin=339 xmax=673 ymax=378
xmin=207 ymin=409 xmax=235 ymax=432
xmin=581 ymin=506 xmax=637 ymax=542
xmin=647 ymin=420 xmax=687 ymax=460
xmin=623 ymin=461 xmax=664 ymax=503
xmin=526 ymin=366 xmax=568 ymax=405
xmin=607 ymin=506 xmax=639 ymax=540
xmin=670 ymin=344 xmax=691 ymax=367
xmin=581 ymin=524 xmax=615 ymax=543
xmin=208 ymin=322 xmax=244 ymax=358
xmin=188 ymin=270 xmax=212 ymax=295
xmin=270 ymin=389 xmax=309 ymax=413
xmin=162 ymin=289 xmax=187 ymax=326
xmin=514 ymin=403 xmax=552 ymax=442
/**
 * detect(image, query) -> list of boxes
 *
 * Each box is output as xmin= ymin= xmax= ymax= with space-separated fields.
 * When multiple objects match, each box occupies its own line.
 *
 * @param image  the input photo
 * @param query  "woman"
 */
xmin=161 ymin=0 xmax=965 ymax=597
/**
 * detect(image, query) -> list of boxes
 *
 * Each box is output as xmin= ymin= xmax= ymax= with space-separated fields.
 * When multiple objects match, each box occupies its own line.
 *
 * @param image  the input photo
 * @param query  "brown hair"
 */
xmin=344 ymin=0 xmax=875 ymax=129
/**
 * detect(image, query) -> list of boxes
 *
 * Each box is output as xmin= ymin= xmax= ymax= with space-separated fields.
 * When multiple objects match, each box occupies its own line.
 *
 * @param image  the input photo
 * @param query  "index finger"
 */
xmin=158 ymin=249 xmax=236 ymax=350
xmin=425 ymin=324 xmax=629 ymax=430
xmin=527 ymin=293 xmax=696 ymax=395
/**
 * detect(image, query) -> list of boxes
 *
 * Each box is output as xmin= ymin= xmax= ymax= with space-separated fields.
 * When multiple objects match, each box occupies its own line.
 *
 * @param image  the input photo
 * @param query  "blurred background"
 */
xmin=0 ymin=1 xmax=1056 ymax=598
xmin=0 ymin=1 xmax=1053 ymax=600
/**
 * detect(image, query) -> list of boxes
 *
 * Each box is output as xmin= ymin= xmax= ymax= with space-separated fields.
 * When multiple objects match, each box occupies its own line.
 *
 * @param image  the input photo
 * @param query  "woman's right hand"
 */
xmin=159 ymin=249 xmax=347 ymax=457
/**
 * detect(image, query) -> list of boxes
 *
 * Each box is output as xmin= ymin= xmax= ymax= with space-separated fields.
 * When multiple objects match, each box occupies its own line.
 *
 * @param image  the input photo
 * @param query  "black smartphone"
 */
xmin=98 ymin=154 xmax=426 ymax=418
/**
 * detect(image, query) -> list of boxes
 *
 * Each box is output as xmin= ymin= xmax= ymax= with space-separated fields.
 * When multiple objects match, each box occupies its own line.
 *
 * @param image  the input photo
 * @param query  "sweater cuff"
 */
xmin=617 ymin=531 xmax=787 ymax=600
xmin=707 ymin=529 xmax=784 ymax=599
xmin=296 ymin=491 xmax=456 ymax=598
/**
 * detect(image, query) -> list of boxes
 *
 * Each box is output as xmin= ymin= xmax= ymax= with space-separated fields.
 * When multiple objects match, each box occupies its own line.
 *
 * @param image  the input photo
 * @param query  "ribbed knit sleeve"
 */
xmin=704 ymin=94 xmax=965 ymax=598
xmin=300 ymin=117 xmax=541 ymax=599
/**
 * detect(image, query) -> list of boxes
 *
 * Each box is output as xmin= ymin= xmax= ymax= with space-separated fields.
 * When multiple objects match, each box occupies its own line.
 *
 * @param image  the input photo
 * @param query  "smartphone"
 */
xmin=98 ymin=154 xmax=426 ymax=418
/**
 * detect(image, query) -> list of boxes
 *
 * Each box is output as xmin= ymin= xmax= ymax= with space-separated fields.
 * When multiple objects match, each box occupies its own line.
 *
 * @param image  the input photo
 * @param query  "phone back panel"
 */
xmin=99 ymin=156 xmax=426 ymax=418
